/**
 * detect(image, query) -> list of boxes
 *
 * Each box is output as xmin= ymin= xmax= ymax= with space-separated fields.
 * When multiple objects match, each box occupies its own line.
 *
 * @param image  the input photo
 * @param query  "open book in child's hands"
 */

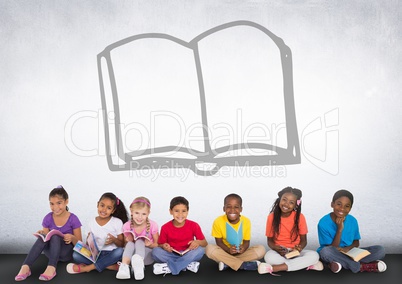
xmin=226 ymin=221 xmax=243 ymax=251
xmin=280 ymin=246 xmax=300 ymax=259
xmin=33 ymin=229 xmax=64 ymax=242
xmin=341 ymin=247 xmax=371 ymax=262
xmin=73 ymin=232 xmax=101 ymax=263
xmin=285 ymin=249 xmax=300 ymax=259
xmin=171 ymin=247 xmax=190 ymax=256
xmin=123 ymin=230 xmax=151 ymax=241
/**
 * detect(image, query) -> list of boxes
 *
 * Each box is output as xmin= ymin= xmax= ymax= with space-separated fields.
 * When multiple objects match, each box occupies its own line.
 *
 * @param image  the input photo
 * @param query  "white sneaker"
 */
xmin=218 ymin=261 xmax=228 ymax=271
xmin=377 ymin=260 xmax=387 ymax=272
xmin=131 ymin=254 xmax=145 ymax=280
xmin=116 ymin=262 xmax=130 ymax=279
xmin=186 ymin=261 xmax=200 ymax=273
xmin=329 ymin=261 xmax=342 ymax=273
xmin=306 ymin=260 xmax=324 ymax=271
xmin=258 ymin=262 xmax=273 ymax=274
xmin=153 ymin=263 xmax=171 ymax=275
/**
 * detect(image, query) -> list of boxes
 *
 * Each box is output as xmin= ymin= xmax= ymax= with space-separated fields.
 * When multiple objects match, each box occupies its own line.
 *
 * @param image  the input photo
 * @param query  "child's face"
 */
xmin=97 ymin=198 xmax=115 ymax=220
xmin=331 ymin=196 xmax=352 ymax=218
xmin=49 ymin=195 xmax=68 ymax=216
xmin=170 ymin=204 xmax=188 ymax=227
xmin=131 ymin=206 xmax=150 ymax=226
xmin=223 ymin=197 xmax=242 ymax=224
xmin=279 ymin=192 xmax=297 ymax=215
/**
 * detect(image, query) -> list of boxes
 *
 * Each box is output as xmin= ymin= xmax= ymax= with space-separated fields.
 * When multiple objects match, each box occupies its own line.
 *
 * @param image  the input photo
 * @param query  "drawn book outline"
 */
xmin=98 ymin=20 xmax=301 ymax=176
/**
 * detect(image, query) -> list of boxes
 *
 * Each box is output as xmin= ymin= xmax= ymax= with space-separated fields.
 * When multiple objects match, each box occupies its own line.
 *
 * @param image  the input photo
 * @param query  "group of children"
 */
xmin=14 ymin=185 xmax=387 ymax=282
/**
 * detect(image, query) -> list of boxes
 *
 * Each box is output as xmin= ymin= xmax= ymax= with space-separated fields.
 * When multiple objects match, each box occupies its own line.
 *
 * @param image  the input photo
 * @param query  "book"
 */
xmin=285 ymin=249 xmax=300 ymax=259
xmin=73 ymin=232 xmax=101 ymax=263
xmin=123 ymin=230 xmax=151 ymax=241
xmin=97 ymin=20 xmax=301 ymax=176
xmin=225 ymin=221 xmax=243 ymax=250
xmin=171 ymin=248 xmax=191 ymax=256
xmin=341 ymin=247 xmax=371 ymax=262
xmin=279 ymin=246 xmax=300 ymax=259
xmin=33 ymin=229 xmax=64 ymax=242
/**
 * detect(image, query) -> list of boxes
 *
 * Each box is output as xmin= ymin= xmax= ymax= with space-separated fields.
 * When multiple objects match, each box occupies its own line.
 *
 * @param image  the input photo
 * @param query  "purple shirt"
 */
xmin=42 ymin=212 xmax=82 ymax=234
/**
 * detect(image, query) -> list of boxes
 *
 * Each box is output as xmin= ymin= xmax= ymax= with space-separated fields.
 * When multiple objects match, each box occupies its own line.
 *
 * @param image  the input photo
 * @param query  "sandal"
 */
xmin=66 ymin=263 xmax=85 ymax=274
xmin=15 ymin=270 xmax=31 ymax=281
xmin=38 ymin=272 xmax=56 ymax=281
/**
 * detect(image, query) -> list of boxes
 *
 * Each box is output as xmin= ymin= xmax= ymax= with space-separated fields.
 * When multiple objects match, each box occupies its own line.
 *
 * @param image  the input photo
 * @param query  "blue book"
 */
xmin=225 ymin=221 xmax=243 ymax=250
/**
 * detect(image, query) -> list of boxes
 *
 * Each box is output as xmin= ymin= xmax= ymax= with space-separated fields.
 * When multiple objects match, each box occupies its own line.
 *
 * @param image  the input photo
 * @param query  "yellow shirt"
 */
xmin=211 ymin=215 xmax=251 ymax=248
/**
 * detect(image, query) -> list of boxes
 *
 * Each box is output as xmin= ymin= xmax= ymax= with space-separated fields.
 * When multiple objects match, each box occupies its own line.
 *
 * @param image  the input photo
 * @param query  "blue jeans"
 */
xmin=23 ymin=236 xmax=73 ymax=268
xmin=319 ymin=245 xmax=385 ymax=273
xmin=152 ymin=247 xmax=205 ymax=275
xmin=72 ymin=247 xmax=123 ymax=272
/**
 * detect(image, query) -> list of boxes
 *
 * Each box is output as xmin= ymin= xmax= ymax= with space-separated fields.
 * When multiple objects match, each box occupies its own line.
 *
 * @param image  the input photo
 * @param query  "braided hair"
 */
xmin=130 ymin=197 xmax=151 ymax=236
xmin=270 ymin=186 xmax=302 ymax=242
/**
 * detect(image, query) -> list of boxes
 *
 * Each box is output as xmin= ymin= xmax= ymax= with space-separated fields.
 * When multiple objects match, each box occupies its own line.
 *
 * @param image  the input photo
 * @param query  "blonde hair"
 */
xmin=130 ymin=196 xmax=151 ymax=234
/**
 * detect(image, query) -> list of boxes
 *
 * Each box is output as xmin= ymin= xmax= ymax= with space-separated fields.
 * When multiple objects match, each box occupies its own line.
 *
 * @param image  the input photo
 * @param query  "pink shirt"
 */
xmin=122 ymin=219 xmax=159 ymax=243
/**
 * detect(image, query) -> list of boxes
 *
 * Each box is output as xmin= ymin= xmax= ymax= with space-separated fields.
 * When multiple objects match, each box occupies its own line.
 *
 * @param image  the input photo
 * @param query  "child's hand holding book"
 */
xmin=278 ymin=245 xmax=301 ymax=258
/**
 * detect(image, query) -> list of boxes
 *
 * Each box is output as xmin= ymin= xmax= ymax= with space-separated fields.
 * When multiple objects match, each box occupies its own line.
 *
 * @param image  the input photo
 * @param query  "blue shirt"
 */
xmin=317 ymin=213 xmax=360 ymax=253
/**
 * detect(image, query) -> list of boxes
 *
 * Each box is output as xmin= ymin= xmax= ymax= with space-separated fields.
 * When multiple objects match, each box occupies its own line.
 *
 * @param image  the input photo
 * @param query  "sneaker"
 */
xmin=329 ymin=261 xmax=342 ymax=273
xmin=360 ymin=260 xmax=387 ymax=273
xmin=306 ymin=261 xmax=324 ymax=271
xmin=241 ymin=260 xmax=261 ymax=270
xmin=131 ymin=254 xmax=145 ymax=280
xmin=186 ymin=261 xmax=200 ymax=273
xmin=218 ymin=261 xmax=228 ymax=271
xmin=153 ymin=263 xmax=171 ymax=275
xmin=258 ymin=262 xmax=273 ymax=274
xmin=116 ymin=262 xmax=131 ymax=279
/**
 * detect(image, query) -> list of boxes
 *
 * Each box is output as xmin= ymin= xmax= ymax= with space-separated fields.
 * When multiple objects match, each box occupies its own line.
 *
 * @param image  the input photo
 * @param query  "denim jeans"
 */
xmin=152 ymin=246 xmax=205 ymax=275
xmin=319 ymin=245 xmax=385 ymax=273
xmin=23 ymin=235 xmax=73 ymax=268
xmin=72 ymin=247 xmax=123 ymax=272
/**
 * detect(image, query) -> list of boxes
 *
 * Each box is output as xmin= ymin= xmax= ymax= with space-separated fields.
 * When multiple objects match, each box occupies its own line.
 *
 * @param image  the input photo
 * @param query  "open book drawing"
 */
xmin=97 ymin=20 xmax=300 ymax=176
xmin=73 ymin=232 xmax=101 ymax=263
xmin=226 ymin=221 xmax=243 ymax=250
xmin=33 ymin=229 xmax=64 ymax=242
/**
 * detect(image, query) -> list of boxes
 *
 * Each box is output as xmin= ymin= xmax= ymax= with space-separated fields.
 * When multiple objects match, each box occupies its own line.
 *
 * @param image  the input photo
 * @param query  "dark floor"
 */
xmin=2 ymin=254 xmax=401 ymax=284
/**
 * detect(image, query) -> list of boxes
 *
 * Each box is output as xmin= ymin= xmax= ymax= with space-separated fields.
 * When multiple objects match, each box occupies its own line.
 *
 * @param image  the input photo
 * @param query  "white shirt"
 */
xmin=87 ymin=216 xmax=123 ymax=251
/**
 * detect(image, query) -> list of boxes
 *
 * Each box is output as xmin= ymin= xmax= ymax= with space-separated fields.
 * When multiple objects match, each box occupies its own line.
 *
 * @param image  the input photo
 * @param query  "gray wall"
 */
xmin=0 ymin=0 xmax=401 ymax=253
